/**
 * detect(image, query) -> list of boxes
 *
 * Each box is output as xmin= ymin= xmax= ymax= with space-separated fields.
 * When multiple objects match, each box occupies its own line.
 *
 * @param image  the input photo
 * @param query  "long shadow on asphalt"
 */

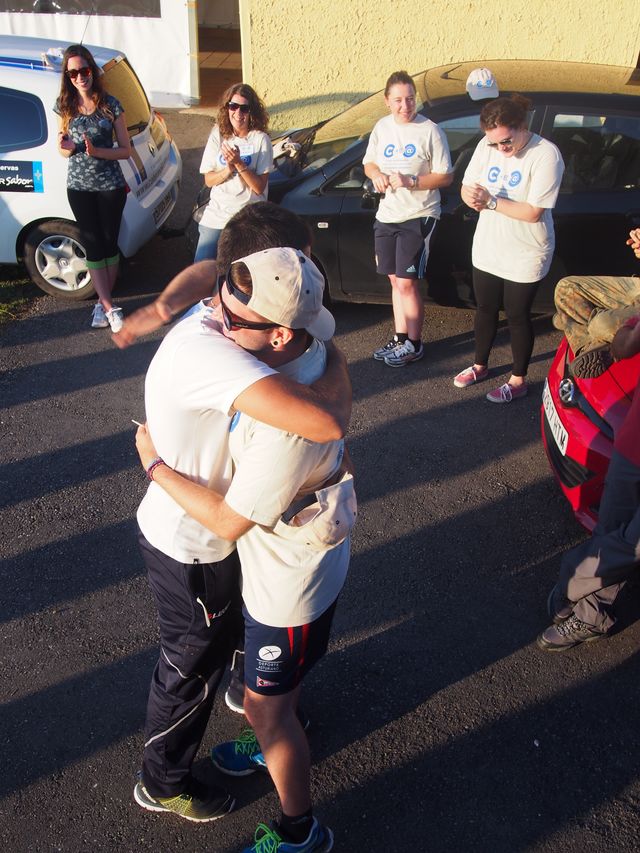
xmin=0 ymin=519 xmax=143 ymax=623
xmin=0 ymin=477 xmax=585 ymax=793
xmin=314 ymin=644 xmax=640 ymax=852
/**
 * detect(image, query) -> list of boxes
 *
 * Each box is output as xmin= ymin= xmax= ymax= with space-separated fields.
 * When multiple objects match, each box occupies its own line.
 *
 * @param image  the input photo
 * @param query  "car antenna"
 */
xmin=441 ymin=63 xmax=463 ymax=80
xmin=79 ymin=3 xmax=97 ymax=46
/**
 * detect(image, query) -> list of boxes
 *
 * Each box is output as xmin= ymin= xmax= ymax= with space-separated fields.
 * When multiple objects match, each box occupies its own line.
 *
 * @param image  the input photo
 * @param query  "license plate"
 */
xmin=153 ymin=190 xmax=173 ymax=225
xmin=543 ymin=378 xmax=568 ymax=456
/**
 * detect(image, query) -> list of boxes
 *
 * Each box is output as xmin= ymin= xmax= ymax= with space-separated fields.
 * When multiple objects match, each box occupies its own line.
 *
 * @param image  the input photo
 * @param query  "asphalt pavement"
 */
xmin=2 ymin=110 xmax=640 ymax=853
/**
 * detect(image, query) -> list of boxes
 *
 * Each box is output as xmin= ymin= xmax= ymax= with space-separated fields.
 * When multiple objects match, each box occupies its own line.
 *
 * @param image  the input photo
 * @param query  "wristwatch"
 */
xmin=409 ymin=174 xmax=418 ymax=189
xmin=486 ymin=196 xmax=497 ymax=210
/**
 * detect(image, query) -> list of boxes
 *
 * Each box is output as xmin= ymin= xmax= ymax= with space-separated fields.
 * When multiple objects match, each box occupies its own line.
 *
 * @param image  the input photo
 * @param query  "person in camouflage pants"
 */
xmin=553 ymin=228 xmax=640 ymax=378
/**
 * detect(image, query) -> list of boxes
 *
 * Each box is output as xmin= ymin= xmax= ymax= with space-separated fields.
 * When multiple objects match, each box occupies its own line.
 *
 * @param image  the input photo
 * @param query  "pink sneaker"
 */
xmin=486 ymin=382 xmax=528 ymax=403
xmin=453 ymin=365 xmax=489 ymax=388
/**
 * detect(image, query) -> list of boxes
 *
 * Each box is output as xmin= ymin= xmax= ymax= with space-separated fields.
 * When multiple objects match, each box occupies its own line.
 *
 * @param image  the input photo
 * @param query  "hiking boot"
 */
xmin=536 ymin=613 xmax=605 ymax=652
xmin=453 ymin=364 xmax=489 ymax=388
xmin=486 ymin=382 xmax=528 ymax=403
xmin=569 ymin=344 xmax=613 ymax=379
xmin=547 ymin=583 xmax=573 ymax=624
xmin=373 ymin=336 xmax=403 ymax=361
xmin=91 ymin=302 xmax=109 ymax=328
xmin=242 ymin=818 xmax=334 ymax=853
xmin=133 ymin=778 xmax=234 ymax=822
xmin=225 ymin=649 xmax=245 ymax=714
xmin=552 ymin=312 xmax=567 ymax=331
xmin=106 ymin=307 xmax=124 ymax=333
xmin=383 ymin=339 xmax=424 ymax=367
xmin=211 ymin=728 xmax=268 ymax=776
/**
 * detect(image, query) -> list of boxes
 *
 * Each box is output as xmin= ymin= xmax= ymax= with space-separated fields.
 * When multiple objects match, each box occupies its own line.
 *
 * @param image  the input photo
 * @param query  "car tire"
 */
xmin=23 ymin=220 xmax=95 ymax=300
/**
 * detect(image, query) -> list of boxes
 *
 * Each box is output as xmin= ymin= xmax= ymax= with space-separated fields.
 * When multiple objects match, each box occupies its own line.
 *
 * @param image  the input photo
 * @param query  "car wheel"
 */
xmin=23 ymin=220 xmax=95 ymax=300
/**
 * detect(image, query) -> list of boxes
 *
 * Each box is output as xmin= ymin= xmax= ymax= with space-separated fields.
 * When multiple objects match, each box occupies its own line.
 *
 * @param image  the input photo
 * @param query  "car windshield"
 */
xmin=101 ymin=57 xmax=151 ymax=137
xmin=280 ymin=74 xmax=428 ymax=176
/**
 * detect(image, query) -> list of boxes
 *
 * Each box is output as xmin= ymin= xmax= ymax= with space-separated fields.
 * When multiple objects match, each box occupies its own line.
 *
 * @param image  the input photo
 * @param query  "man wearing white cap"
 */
xmin=136 ymin=247 xmax=355 ymax=853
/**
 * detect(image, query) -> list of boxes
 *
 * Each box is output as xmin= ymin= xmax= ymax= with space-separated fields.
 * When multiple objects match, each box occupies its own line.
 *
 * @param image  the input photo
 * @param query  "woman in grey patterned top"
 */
xmin=55 ymin=44 xmax=132 ymax=332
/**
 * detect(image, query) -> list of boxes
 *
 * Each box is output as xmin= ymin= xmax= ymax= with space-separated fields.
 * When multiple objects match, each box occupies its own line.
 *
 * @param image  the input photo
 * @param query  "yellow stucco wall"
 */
xmin=239 ymin=0 xmax=640 ymax=132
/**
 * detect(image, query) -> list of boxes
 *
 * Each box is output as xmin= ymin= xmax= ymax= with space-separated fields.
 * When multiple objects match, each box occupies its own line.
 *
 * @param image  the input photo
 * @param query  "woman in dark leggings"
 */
xmin=454 ymin=94 xmax=564 ymax=403
xmin=55 ymin=44 xmax=131 ymax=332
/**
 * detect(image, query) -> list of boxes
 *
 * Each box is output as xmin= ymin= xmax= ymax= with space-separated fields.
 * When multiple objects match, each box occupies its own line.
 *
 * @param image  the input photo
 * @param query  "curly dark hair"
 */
xmin=216 ymin=83 xmax=269 ymax=138
xmin=480 ymin=94 xmax=533 ymax=131
xmin=384 ymin=70 xmax=415 ymax=97
xmin=56 ymin=44 xmax=113 ymax=132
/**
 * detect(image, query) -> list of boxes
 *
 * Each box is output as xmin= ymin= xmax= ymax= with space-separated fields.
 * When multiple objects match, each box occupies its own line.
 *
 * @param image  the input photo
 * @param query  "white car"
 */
xmin=0 ymin=35 xmax=182 ymax=299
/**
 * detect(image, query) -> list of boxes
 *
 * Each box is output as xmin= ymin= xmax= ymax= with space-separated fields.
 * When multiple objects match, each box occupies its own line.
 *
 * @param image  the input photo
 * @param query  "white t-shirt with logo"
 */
xmin=463 ymin=134 xmax=564 ymax=283
xmin=137 ymin=304 xmax=276 ymax=563
xmin=363 ymin=113 xmax=452 ymax=224
xmin=224 ymin=339 xmax=350 ymax=627
xmin=199 ymin=127 xmax=274 ymax=230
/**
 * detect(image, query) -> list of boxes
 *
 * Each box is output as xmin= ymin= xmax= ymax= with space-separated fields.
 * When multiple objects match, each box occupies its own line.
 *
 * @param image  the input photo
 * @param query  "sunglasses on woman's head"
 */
xmin=66 ymin=66 xmax=92 ymax=80
xmin=227 ymin=101 xmax=250 ymax=114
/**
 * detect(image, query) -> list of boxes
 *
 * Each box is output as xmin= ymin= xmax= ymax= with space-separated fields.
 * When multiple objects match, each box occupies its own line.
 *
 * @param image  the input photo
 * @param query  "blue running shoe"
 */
xmin=242 ymin=818 xmax=334 ymax=852
xmin=211 ymin=728 xmax=268 ymax=776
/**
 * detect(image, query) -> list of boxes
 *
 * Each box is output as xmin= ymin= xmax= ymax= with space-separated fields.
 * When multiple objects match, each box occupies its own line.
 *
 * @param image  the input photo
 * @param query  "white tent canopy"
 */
xmin=0 ymin=1 xmax=196 ymax=107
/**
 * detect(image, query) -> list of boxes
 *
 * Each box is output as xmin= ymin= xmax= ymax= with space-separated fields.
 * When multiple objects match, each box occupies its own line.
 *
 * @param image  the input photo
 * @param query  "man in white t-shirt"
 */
xmin=132 ymin=206 xmax=351 ymax=827
xmin=135 ymin=247 xmax=355 ymax=852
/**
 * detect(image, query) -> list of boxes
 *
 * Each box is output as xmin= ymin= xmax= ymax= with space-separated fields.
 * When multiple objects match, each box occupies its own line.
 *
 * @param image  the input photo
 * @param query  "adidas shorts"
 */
xmin=243 ymin=600 xmax=338 ymax=696
xmin=374 ymin=216 xmax=437 ymax=280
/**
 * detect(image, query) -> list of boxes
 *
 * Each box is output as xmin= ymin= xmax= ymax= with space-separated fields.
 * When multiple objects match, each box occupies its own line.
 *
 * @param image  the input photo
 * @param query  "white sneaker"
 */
xmin=383 ymin=339 xmax=424 ymax=367
xmin=91 ymin=303 xmax=109 ymax=328
xmin=106 ymin=307 xmax=124 ymax=333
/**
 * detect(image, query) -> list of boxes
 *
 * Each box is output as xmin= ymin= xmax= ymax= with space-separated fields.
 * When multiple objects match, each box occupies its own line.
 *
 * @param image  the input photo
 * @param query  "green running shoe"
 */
xmin=211 ymin=727 xmax=268 ymax=776
xmin=133 ymin=777 xmax=234 ymax=822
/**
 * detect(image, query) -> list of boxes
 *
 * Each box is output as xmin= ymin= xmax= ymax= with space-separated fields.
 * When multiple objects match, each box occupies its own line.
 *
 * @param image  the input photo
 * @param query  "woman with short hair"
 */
xmin=363 ymin=70 xmax=453 ymax=367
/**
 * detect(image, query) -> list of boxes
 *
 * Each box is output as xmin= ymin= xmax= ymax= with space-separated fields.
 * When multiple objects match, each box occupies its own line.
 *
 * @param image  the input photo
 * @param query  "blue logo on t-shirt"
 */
xmin=403 ymin=143 xmax=416 ymax=158
xmin=508 ymin=171 xmax=522 ymax=186
xmin=384 ymin=144 xmax=395 ymax=158
xmin=488 ymin=166 xmax=500 ymax=183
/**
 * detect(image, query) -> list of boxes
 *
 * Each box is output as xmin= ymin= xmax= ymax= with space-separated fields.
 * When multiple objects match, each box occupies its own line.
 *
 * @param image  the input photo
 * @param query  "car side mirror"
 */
xmin=362 ymin=177 xmax=381 ymax=210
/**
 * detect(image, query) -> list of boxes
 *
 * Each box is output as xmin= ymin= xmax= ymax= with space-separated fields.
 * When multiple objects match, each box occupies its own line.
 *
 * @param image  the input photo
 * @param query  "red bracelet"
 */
xmin=146 ymin=457 xmax=166 ymax=481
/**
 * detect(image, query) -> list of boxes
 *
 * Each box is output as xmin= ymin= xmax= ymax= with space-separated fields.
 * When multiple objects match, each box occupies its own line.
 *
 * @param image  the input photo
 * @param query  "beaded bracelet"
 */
xmin=146 ymin=457 xmax=166 ymax=481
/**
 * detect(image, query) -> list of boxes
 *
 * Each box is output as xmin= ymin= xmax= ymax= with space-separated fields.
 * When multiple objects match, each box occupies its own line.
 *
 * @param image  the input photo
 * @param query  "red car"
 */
xmin=541 ymin=338 xmax=640 ymax=531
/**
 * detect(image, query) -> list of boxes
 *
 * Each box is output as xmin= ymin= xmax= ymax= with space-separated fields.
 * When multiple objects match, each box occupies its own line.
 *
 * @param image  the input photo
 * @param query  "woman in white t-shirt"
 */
xmin=454 ymin=95 xmax=564 ymax=403
xmin=194 ymin=83 xmax=273 ymax=262
xmin=363 ymin=71 xmax=453 ymax=368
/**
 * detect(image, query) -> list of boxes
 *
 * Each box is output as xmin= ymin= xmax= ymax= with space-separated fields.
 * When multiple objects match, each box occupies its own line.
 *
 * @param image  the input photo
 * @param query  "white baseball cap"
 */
xmin=231 ymin=247 xmax=335 ymax=341
xmin=466 ymin=67 xmax=499 ymax=101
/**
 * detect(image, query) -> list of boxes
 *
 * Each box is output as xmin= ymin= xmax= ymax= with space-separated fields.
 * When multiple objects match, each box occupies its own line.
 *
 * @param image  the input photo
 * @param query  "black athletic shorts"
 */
xmin=374 ymin=216 xmax=437 ymax=279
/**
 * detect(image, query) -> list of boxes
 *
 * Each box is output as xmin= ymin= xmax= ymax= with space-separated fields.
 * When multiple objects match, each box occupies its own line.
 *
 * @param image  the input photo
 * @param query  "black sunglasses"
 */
xmin=487 ymin=136 xmax=514 ymax=148
xmin=66 ymin=66 xmax=92 ymax=80
xmin=216 ymin=277 xmax=279 ymax=332
xmin=227 ymin=101 xmax=250 ymax=114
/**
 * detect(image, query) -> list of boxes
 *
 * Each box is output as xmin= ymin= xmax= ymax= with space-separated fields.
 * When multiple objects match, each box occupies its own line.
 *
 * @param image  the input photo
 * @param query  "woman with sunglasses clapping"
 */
xmin=194 ymin=84 xmax=273 ymax=263
xmin=454 ymin=94 xmax=564 ymax=403
xmin=55 ymin=44 xmax=131 ymax=332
